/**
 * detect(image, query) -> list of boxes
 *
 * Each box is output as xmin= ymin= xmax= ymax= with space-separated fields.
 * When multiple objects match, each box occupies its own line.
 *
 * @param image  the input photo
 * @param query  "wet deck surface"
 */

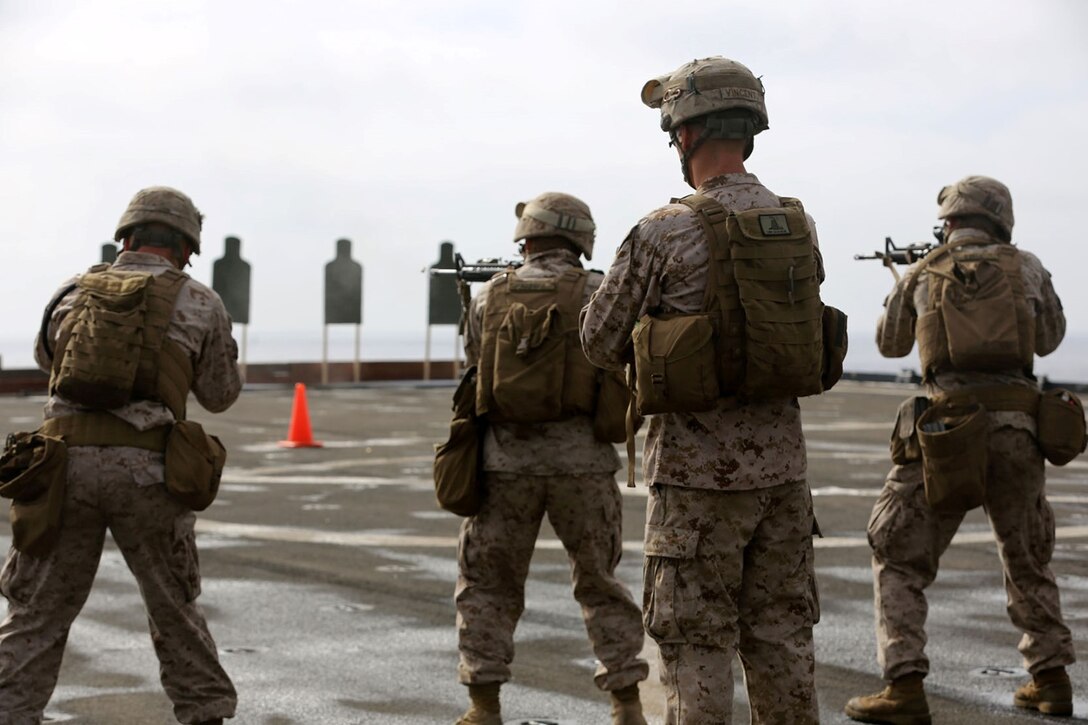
xmin=1 ymin=380 xmax=1085 ymax=724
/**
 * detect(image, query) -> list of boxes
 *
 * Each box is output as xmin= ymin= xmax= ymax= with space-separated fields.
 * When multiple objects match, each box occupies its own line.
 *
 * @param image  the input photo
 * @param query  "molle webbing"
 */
xmin=932 ymin=385 xmax=1040 ymax=415
xmin=678 ymin=195 xmax=824 ymax=398
xmin=134 ymin=269 xmax=192 ymax=420
xmin=679 ymin=195 xmax=744 ymax=390
xmin=51 ymin=266 xmax=192 ymax=420
xmin=40 ymin=413 xmax=170 ymax=451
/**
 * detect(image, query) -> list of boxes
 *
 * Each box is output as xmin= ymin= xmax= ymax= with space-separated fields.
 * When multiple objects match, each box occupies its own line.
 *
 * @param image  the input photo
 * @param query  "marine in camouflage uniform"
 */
xmin=581 ymin=58 xmax=822 ymax=725
xmin=846 ymin=176 xmax=1076 ymax=724
xmin=455 ymin=192 xmax=649 ymax=725
xmin=0 ymin=187 xmax=240 ymax=725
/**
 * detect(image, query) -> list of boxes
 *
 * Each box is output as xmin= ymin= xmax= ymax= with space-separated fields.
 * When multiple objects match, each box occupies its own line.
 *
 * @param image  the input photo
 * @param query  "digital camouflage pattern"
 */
xmin=0 ymin=449 xmax=237 ymax=724
xmin=869 ymin=428 xmax=1075 ymax=680
xmin=457 ymin=247 xmax=646 ymax=693
xmin=581 ymin=173 xmax=822 ymax=724
xmin=456 ymin=472 xmax=648 ymax=690
xmin=644 ymin=482 xmax=819 ymax=724
xmin=465 ymin=248 xmax=619 ymax=476
xmin=870 ymin=225 xmax=1074 ymax=681
xmin=0 ymin=249 xmax=241 ymax=724
xmin=580 ymin=173 xmax=823 ymax=491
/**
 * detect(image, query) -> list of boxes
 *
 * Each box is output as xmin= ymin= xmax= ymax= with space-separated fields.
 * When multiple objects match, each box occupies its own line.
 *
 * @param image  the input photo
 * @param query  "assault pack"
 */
xmin=633 ymin=194 xmax=847 ymax=414
xmin=475 ymin=268 xmax=626 ymax=439
xmin=49 ymin=264 xmax=194 ymax=418
xmin=909 ymin=238 xmax=1034 ymax=378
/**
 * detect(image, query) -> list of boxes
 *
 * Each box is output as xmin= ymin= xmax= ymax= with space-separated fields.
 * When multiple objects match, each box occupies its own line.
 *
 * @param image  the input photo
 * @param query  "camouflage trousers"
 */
xmin=0 ymin=447 xmax=236 ymax=725
xmin=455 ymin=471 xmax=649 ymax=690
xmin=644 ymin=480 xmax=819 ymax=725
xmin=869 ymin=426 xmax=1075 ymax=681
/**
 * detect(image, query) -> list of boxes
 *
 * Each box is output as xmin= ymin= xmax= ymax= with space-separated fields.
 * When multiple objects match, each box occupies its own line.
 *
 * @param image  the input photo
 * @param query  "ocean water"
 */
xmin=2 ymin=328 xmax=1085 ymax=383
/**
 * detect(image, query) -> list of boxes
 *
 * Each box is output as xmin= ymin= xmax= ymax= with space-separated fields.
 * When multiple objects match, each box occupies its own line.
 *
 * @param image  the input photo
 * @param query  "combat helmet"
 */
xmin=513 ymin=192 xmax=596 ymax=260
xmin=937 ymin=175 xmax=1014 ymax=241
xmin=642 ymin=57 xmax=768 ymax=185
xmin=114 ymin=186 xmax=204 ymax=253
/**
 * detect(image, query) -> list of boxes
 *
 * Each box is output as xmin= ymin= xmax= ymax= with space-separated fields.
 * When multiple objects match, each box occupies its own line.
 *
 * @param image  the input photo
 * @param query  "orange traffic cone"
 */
xmin=279 ymin=383 xmax=323 ymax=448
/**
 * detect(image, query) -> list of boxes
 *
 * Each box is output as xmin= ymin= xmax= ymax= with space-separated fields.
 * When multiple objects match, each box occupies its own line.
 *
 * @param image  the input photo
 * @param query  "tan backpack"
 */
xmin=50 ymin=265 xmax=193 ymax=418
xmin=632 ymin=194 xmax=846 ymax=415
xmin=912 ymin=239 xmax=1034 ymax=377
xmin=476 ymin=268 xmax=602 ymax=424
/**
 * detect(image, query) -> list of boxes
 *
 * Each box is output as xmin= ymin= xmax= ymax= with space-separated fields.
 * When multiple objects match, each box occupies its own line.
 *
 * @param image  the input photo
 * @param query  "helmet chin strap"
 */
xmin=671 ymin=128 xmax=713 ymax=188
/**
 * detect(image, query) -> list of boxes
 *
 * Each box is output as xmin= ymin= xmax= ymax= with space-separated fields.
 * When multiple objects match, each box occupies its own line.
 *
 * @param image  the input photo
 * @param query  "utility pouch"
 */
xmin=0 ymin=432 xmax=68 ymax=556
xmin=632 ymin=313 xmax=719 ymax=415
xmin=821 ymin=305 xmax=848 ymax=391
xmin=890 ymin=396 xmax=928 ymax=465
xmin=164 ymin=421 xmax=227 ymax=511
xmin=491 ymin=302 xmax=565 ymax=422
xmin=1037 ymin=388 xmax=1088 ymax=466
xmin=434 ymin=366 xmax=484 ymax=516
xmin=593 ymin=368 xmax=631 ymax=444
xmin=916 ymin=402 xmax=988 ymax=512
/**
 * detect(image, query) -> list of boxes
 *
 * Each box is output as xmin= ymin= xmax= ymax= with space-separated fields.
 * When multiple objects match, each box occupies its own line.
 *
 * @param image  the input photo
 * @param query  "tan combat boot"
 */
xmin=1014 ymin=666 xmax=1073 ymax=717
xmin=844 ymin=673 xmax=931 ymax=725
xmin=455 ymin=682 xmax=502 ymax=725
xmin=610 ymin=683 xmax=647 ymax=725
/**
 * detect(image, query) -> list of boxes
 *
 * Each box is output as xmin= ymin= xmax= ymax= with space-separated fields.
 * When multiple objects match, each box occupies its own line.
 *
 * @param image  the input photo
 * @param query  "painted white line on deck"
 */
xmin=195 ymin=520 xmax=1088 ymax=552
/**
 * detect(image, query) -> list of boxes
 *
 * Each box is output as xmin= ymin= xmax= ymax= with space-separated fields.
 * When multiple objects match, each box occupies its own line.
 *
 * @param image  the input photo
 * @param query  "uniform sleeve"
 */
xmin=191 ymin=303 xmax=243 ymax=413
xmin=33 ymin=277 xmax=80 ymax=373
xmin=580 ymin=225 xmax=654 ymax=370
xmin=875 ymin=269 xmax=918 ymax=358
xmin=1026 ymin=255 xmax=1066 ymax=357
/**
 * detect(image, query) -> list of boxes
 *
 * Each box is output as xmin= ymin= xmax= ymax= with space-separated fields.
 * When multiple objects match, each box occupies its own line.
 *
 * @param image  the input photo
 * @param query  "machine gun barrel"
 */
xmin=428 ymin=253 xmax=522 ymax=283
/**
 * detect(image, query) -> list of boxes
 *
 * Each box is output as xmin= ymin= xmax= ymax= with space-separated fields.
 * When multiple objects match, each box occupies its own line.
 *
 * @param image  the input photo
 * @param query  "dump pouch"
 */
xmin=0 ymin=432 xmax=68 ymax=556
xmin=916 ymin=402 xmax=988 ymax=512
xmin=434 ymin=366 xmax=485 ymax=516
xmin=889 ymin=396 xmax=928 ymax=465
xmin=1037 ymin=388 xmax=1088 ymax=466
xmin=164 ymin=421 xmax=227 ymax=511
xmin=593 ymin=368 xmax=631 ymax=444
xmin=631 ymin=313 xmax=719 ymax=415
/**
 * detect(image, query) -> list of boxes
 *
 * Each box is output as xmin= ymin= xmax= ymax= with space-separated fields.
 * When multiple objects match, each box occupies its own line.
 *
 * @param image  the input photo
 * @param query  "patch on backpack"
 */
xmin=759 ymin=213 xmax=791 ymax=236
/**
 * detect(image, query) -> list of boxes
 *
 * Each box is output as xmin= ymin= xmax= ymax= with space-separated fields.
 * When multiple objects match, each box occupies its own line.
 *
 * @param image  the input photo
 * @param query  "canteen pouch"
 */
xmin=632 ymin=313 xmax=719 ymax=415
xmin=916 ymin=402 xmax=988 ymax=512
xmin=434 ymin=366 xmax=484 ymax=516
xmin=0 ymin=432 xmax=69 ymax=557
xmin=164 ymin=421 xmax=227 ymax=511
xmin=1037 ymin=388 xmax=1088 ymax=466
xmin=821 ymin=305 xmax=848 ymax=391
xmin=593 ymin=368 xmax=631 ymax=444
xmin=890 ymin=396 xmax=928 ymax=465
xmin=491 ymin=303 xmax=565 ymax=422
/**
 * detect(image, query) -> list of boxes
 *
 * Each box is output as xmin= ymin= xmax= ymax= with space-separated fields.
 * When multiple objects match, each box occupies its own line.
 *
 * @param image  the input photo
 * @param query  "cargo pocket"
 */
xmin=866 ymin=472 xmax=922 ymax=559
xmin=170 ymin=515 xmax=202 ymax=603
xmin=642 ymin=524 xmax=698 ymax=645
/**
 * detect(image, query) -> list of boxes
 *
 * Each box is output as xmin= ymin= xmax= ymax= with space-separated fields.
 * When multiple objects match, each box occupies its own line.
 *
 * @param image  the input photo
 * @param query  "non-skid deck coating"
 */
xmin=0 ymin=381 xmax=1085 ymax=724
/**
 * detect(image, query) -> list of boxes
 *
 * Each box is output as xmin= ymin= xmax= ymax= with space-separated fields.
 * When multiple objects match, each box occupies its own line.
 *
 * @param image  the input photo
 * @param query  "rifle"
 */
xmin=854 ymin=228 xmax=944 ymax=281
xmin=428 ymin=252 xmax=524 ymax=334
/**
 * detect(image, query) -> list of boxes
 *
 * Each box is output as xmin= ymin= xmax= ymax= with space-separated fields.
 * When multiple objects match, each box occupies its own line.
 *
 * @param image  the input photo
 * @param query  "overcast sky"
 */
xmin=2 ymin=0 xmax=1086 ymax=377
